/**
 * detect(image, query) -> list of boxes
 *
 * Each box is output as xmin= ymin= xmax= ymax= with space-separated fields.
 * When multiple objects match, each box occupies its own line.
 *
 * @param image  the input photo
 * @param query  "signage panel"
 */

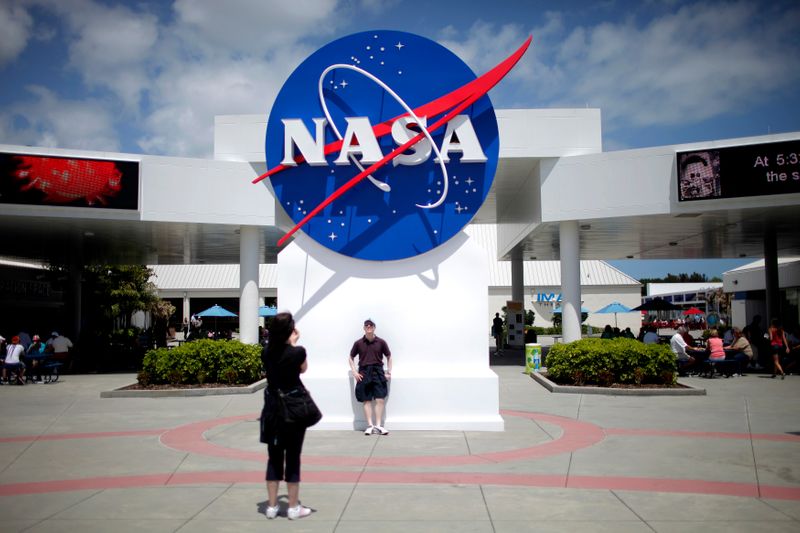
xmin=677 ymin=139 xmax=800 ymax=202
xmin=0 ymin=153 xmax=139 ymax=210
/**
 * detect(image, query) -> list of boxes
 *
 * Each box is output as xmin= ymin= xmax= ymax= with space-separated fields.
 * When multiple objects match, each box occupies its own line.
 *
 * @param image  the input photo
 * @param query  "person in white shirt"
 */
xmin=46 ymin=331 xmax=73 ymax=360
xmin=2 ymin=335 xmax=26 ymax=384
xmin=670 ymin=327 xmax=705 ymax=374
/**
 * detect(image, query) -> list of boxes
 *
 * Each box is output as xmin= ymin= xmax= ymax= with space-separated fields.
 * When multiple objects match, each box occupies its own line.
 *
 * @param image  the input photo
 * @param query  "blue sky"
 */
xmin=1 ymin=0 xmax=798 ymax=278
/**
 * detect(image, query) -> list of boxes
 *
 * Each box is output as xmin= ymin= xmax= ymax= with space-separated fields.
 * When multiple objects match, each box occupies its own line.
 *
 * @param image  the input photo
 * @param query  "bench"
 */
xmin=3 ymin=364 xmax=26 ymax=385
xmin=39 ymin=361 xmax=63 ymax=383
xmin=700 ymin=359 xmax=739 ymax=378
xmin=25 ymin=356 xmax=63 ymax=383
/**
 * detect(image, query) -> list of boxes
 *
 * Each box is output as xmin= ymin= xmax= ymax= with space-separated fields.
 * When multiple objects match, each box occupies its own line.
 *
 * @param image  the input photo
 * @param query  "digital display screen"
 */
xmin=0 ymin=153 xmax=139 ymax=210
xmin=677 ymin=139 xmax=800 ymax=201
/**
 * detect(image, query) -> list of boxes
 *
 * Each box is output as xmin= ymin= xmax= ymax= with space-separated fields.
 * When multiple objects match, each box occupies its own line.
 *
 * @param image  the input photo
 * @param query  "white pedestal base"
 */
xmin=303 ymin=368 xmax=503 ymax=431
xmin=278 ymin=231 xmax=503 ymax=432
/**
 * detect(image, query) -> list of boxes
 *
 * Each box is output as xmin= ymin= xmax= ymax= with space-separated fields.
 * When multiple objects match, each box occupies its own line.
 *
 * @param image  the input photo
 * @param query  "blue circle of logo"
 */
xmin=265 ymin=30 xmax=499 ymax=261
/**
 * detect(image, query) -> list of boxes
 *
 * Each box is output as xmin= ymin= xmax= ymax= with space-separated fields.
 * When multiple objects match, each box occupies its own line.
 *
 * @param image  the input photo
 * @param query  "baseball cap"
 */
xmin=51 ymin=331 xmax=59 ymax=337
xmin=11 ymin=336 xmax=20 ymax=343
xmin=364 ymin=319 xmax=376 ymax=328
xmin=33 ymin=334 xmax=40 ymax=341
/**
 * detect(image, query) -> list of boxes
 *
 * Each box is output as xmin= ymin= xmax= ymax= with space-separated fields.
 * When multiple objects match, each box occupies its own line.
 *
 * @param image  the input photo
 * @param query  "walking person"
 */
xmin=768 ymin=318 xmax=789 ymax=379
xmin=492 ymin=312 xmax=504 ymax=355
xmin=349 ymin=318 xmax=392 ymax=436
xmin=261 ymin=312 xmax=312 ymax=520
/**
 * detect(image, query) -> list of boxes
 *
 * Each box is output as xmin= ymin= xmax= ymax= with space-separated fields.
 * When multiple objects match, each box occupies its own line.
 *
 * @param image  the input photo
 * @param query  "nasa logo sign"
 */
xmin=257 ymin=30 xmax=530 ymax=261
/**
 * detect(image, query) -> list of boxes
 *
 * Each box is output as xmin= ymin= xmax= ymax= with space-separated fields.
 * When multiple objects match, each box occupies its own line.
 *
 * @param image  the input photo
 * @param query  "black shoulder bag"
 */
xmin=276 ymin=386 xmax=322 ymax=428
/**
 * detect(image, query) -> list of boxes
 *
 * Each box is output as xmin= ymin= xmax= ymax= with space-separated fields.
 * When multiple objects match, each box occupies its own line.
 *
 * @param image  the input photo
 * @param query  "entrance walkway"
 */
xmin=0 ymin=368 xmax=798 ymax=531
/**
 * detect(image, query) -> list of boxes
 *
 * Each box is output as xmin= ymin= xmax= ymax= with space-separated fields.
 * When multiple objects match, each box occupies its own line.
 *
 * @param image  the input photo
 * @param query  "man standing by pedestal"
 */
xmin=349 ymin=319 xmax=392 ymax=436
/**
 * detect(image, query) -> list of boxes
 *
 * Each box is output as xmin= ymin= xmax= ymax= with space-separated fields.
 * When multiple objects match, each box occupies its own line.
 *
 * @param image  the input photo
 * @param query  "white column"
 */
xmin=182 ymin=292 xmax=190 ymax=322
xmin=559 ymin=220 xmax=581 ymax=343
xmin=239 ymin=225 xmax=260 ymax=344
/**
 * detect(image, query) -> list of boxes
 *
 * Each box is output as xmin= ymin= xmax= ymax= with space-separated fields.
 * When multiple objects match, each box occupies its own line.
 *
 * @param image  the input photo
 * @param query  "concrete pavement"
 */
xmin=0 ymin=367 xmax=798 ymax=532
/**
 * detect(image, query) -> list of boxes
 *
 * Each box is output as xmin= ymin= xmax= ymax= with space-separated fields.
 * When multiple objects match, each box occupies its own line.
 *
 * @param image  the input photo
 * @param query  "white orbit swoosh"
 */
xmin=318 ymin=64 xmax=449 ymax=209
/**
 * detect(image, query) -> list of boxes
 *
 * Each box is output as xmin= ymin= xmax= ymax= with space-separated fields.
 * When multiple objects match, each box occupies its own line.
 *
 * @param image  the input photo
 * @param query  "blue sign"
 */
xmin=261 ymin=30 xmax=525 ymax=261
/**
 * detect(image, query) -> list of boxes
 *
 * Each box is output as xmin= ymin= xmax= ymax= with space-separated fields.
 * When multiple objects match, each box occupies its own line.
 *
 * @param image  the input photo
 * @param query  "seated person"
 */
xmin=707 ymin=329 xmax=726 ymax=361
xmin=600 ymin=325 xmax=615 ymax=339
xmin=670 ymin=327 xmax=705 ymax=374
xmin=722 ymin=327 xmax=735 ymax=345
xmin=642 ymin=327 xmax=660 ymax=344
xmin=25 ymin=334 xmax=47 ymax=382
xmin=681 ymin=328 xmax=698 ymax=347
xmin=723 ymin=327 xmax=752 ymax=373
xmin=622 ymin=327 xmax=635 ymax=339
xmin=3 ymin=336 xmax=26 ymax=385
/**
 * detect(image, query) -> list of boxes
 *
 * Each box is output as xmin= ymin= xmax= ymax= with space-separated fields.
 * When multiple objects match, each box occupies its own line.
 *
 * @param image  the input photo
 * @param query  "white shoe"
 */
xmin=374 ymin=425 xmax=389 ymax=435
xmin=265 ymin=505 xmax=279 ymax=519
xmin=287 ymin=505 xmax=312 ymax=520
xmin=364 ymin=425 xmax=375 ymax=435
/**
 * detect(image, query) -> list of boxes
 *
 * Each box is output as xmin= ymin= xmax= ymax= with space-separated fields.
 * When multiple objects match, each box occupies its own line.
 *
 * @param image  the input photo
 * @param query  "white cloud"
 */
xmin=437 ymin=2 xmax=800 ymax=134
xmin=552 ymin=2 xmax=800 ymax=131
xmin=138 ymin=54 xmax=307 ymax=157
xmin=2 ymin=86 xmax=120 ymax=152
xmin=358 ymin=0 xmax=401 ymax=15
xmin=63 ymin=1 xmax=160 ymax=110
xmin=171 ymin=0 xmax=339 ymax=56
xmin=0 ymin=1 xmax=33 ymax=67
xmin=134 ymin=0 xmax=347 ymax=156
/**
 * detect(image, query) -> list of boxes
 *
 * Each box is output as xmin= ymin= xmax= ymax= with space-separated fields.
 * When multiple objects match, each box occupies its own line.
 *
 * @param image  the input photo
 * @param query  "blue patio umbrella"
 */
xmin=258 ymin=305 xmax=278 ymax=317
xmin=552 ymin=306 xmax=590 ymax=314
xmin=195 ymin=304 xmax=237 ymax=334
xmin=196 ymin=304 xmax=237 ymax=317
xmin=594 ymin=302 xmax=632 ymax=327
xmin=552 ymin=306 xmax=590 ymax=325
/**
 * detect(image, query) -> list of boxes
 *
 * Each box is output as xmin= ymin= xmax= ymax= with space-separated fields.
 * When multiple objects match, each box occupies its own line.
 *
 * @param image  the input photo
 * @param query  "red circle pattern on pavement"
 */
xmin=1 ymin=409 xmax=799 ymax=500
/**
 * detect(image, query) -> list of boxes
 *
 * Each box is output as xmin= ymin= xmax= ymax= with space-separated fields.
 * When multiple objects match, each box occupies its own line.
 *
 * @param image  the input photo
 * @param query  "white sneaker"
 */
xmin=287 ymin=505 xmax=312 ymax=520
xmin=364 ymin=425 xmax=375 ymax=435
xmin=265 ymin=505 xmax=279 ymax=519
xmin=374 ymin=425 xmax=389 ymax=435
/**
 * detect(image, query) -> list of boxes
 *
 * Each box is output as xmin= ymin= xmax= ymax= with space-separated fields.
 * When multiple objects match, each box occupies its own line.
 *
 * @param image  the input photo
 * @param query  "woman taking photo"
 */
xmin=261 ymin=312 xmax=312 ymax=520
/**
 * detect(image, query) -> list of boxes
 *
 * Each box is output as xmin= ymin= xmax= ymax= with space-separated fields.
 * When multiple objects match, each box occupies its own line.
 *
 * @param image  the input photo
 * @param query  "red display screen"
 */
xmin=0 ymin=153 xmax=139 ymax=210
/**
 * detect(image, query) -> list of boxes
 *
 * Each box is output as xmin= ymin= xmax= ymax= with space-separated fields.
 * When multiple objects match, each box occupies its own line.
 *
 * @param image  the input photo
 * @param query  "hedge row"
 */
xmin=138 ymin=339 xmax=262 ymax=385
xmin=545 ymin=338 xmax=676 ymax=386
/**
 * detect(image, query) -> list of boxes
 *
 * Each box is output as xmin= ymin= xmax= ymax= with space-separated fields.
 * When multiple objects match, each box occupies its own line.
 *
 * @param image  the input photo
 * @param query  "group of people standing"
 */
xmin=259 ymin=313 xmax=392 ymax=520
xmin=0 ymin=331 xmax=73 ymax=384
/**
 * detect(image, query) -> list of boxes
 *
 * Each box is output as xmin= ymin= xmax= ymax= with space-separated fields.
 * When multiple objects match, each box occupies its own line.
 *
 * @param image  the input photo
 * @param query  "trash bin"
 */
xmin=524 ymin=343 xmax=542 ymax=375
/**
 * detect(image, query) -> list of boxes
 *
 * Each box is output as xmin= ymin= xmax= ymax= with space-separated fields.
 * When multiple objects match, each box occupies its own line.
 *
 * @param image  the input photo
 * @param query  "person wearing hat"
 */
xmin=46 ymin=331 xmax=73 ymax=362
xmin=2 ymin=336 xmax=26 ymax=384
xmin=348 ymin=319 xmax=392 ymax=436
xmin=26 ymin=334 xmax=47 ymax=383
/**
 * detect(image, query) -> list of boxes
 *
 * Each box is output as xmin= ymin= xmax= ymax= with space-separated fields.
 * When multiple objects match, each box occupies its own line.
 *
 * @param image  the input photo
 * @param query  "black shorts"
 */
xmin=355 ymin=365 xmax=388 ymax=402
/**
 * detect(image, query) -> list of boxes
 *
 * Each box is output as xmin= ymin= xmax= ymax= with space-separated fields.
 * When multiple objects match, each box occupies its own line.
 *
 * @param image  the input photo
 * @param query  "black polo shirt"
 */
xmin=350 ymin=335 xmax=391 ymax=368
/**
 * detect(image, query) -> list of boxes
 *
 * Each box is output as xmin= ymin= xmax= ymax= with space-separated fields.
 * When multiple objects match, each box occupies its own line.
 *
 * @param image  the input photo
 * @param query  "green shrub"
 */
xmin=545 ymin=338 xmax=676 ymax=386
xmin=139 ymin=339 xmax=262 ymax=385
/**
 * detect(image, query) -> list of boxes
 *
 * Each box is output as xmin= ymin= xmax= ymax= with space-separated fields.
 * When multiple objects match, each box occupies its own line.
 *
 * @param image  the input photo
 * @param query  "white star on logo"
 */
xmin=395 ymin=41 xmax=404 ymax=50
xmin=340 ymin=80 xmax=348 ymax=88
xmin=328 ymin=232 xmax=338 ymax=241
xmin=465 ymin=177 xmax=475 ymax=186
